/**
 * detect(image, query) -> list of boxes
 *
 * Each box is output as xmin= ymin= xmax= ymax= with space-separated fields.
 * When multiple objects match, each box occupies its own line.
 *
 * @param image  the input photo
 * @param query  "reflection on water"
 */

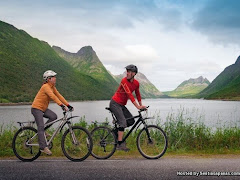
xmin=1 ymin=99 xmax=240 ymax=129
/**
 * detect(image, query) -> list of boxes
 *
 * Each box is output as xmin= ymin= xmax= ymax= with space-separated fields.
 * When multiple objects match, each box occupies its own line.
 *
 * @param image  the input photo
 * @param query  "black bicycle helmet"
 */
xmin=125 ymin=64 xmax=138 ymax=74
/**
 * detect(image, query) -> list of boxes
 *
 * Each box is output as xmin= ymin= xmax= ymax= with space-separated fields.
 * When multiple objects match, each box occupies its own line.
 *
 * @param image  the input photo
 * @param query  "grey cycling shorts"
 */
xmin=109 ymin=99 xmax=133 ymax=128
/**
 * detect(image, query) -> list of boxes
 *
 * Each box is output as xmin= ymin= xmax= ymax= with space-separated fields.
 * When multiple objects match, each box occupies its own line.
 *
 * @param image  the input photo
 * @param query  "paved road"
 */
xmin=1 ymin=156 xmax=240 ymax=180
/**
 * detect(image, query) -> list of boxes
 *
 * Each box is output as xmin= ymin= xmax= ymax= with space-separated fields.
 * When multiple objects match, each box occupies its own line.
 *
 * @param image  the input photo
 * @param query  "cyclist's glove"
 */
xmin=60 ymin=104 xmax=66 ymax=111
xmin=67 ymin=105 xmax=74 ymax=112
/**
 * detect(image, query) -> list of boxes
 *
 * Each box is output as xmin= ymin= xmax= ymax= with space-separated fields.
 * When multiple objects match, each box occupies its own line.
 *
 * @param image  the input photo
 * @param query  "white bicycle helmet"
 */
xmin=43 ymin=70 xmax=57 ymax=80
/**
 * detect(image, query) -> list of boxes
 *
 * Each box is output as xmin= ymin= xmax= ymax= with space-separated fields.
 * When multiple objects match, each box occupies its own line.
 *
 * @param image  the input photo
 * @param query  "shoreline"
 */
xmin=0 ymin=102 xmax=32 ymax=106
xmin=1 ymin=98 xmax=240 ymax=106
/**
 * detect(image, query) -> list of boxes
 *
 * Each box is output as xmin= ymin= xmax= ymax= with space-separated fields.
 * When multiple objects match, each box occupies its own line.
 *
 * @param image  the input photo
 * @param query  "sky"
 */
xmin=1 ymin=0 xmax=240 ymax=91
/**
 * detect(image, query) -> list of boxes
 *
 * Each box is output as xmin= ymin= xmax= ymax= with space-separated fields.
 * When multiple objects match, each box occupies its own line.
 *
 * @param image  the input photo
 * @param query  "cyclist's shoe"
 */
xmin=40 ymin=147 xmax=52 ymax=155
xmin=116 ymin=142 xmax=130 ymax=152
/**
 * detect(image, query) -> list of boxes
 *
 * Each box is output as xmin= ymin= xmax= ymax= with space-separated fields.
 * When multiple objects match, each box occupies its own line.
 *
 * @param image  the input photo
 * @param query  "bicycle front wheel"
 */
xmin=12 ymin=127 xmax=41 ymax=162
xmin=137 ymin=125 xmax=168 ymax=159
xmin=91 ymin=126 xmax=117 ymax=159
xmin=61 ymin=126 xmax=93 ymax=161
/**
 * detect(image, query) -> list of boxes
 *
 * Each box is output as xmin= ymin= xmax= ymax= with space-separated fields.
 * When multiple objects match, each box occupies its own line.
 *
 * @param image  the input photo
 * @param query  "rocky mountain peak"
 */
xmin=178 ymin=76 xmax=210 ymax=88
xmin=77 ymin=46 xmax=95 ymax=55
xmin=188 ymin=76 xmax=210 ymax=84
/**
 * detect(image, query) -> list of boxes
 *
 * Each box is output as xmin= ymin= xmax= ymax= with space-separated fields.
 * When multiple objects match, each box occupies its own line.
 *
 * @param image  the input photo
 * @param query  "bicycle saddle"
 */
xmin=105 ymin=107 xmax=112 ymax=112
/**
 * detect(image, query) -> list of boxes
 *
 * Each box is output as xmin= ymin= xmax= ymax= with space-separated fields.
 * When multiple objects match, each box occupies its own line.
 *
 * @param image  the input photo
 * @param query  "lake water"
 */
xmin=1 ymin=99 xmax=240 ymax=129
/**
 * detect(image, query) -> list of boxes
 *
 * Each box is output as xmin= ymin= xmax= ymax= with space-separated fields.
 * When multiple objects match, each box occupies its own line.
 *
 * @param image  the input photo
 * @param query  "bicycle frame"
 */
xmin=120 ymin=110 xmax=154 ymax=143
xmin=91 ymin=105 xmax=168 ymax=160
xmin=26 ymin=111 xmax=79 ymax=147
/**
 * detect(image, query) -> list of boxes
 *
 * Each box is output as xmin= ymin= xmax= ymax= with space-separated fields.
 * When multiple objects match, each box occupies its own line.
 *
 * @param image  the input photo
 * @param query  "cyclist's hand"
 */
xmin=138 ymin=105 xmax=147 ymax=110
xmin=60 ymin=104 xmax=67 ymax=111
xmin=67 ymin=104 xmax=74 ymax=112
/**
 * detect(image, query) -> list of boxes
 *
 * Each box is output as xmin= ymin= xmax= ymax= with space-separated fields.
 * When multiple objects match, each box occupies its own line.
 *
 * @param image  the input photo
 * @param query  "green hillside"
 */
xmin=52 ymin=46 xmax=118 ymax=93
xmin=197 ymin=56 xmax=240 ymax=100
xmin=164 ymin=85 xmax=208 ymax=98
xmin=0 ymin=21 xmax=115 ymax=103
xmin=164 ymin=76 xmax=210 ymax=98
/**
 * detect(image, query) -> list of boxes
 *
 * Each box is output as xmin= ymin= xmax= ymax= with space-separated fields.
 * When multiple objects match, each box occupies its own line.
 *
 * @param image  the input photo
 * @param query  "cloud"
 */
xmin=1 ymin=0 xmax=240 ymax=91
xmin=192 ymin=0 xmax=240 ymax=46
xmin=4 ymin=0 xmax=184 ymax=30
xmin=124 ymin=44 xmax=159 ymax=61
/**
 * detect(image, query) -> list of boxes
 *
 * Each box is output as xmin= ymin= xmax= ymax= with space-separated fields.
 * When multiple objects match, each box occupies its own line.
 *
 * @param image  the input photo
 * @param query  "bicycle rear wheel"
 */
xmin=61 ymin=126 xmax=93 ymax=161
xmin=91 ymin=126 xmax=117 ymax=159
xmin=137 ymin=125 xmax=167 ymax=159
xmin=12 ymin=127 xmax=41 ymax=162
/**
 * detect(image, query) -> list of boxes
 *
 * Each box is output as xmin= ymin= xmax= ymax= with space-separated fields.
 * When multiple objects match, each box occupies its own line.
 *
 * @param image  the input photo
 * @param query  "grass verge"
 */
xmin=1 ymin=108 xmax=240 ymax=158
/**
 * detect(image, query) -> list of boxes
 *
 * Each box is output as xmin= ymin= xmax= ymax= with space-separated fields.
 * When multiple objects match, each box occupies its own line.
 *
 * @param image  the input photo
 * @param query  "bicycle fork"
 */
xmin=142 ymin=122 xmax=153 ymax=144
xmin=68 ymin=123 xmax=90 ymax=148
xmin=68 ymin=123 xmax=79 ymax=145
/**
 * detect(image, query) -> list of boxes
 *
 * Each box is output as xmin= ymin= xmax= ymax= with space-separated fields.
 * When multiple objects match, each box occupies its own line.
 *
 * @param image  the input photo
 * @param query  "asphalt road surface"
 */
xmin=1 ymin=156 xmax=240 ymax=180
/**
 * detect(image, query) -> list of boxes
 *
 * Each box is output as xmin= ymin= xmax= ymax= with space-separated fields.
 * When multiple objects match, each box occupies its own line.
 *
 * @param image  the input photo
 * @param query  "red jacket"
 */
xmin=112 ymin=77 xmax=141 ymax=105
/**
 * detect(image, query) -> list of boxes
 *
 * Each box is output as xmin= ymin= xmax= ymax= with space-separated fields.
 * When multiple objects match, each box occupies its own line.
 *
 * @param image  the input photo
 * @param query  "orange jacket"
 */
xmin=32 ymin=82 xmax=69 ymax=112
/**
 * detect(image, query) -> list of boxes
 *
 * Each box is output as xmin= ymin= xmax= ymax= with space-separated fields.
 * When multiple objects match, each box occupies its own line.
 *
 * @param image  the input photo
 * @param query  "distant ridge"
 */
xmin=164 ymin=76 xmax=210 ymax=98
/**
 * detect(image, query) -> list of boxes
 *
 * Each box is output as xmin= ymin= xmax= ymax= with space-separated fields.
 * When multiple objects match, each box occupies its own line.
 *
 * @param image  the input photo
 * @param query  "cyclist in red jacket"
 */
xmin=110 ymin=64 xmax=146 ymax=151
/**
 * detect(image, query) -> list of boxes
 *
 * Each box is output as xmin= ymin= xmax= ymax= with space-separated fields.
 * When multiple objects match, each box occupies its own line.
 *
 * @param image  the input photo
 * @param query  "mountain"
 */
xmin=164 ymin=76 xmax=210 ymax=97
xmin=0 ymin=20 xmax=115 ymax=103
xmin=197 ymin=56 xmax=240 ymax=100
xmin=112 ymin=72 xmax=163 ymax=98
xmin=52 ymin=46 xmax=118 ymax=92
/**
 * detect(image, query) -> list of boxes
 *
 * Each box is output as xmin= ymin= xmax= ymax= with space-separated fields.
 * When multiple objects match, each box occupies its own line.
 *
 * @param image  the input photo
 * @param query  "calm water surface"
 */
xmin=1 ymin=99 xmax=240 ymax=129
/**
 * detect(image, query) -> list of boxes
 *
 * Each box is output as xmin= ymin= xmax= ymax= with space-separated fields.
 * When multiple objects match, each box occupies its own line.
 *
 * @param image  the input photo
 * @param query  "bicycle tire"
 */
xmin=61 ymin=126 xmax=93 ymax=161
xmin=91 ymin=126 xmax=117 ymax=159
xmin=12 ymin=126 xmax=41 ymax=162
xmin=137 ymin=125 xmax=168 ymax=159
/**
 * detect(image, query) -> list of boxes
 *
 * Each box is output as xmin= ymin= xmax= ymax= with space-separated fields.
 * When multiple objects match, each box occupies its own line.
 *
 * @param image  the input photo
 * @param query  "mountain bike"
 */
xmin=12 ymin=110 xmax=93 ymax=162
xmin=90 ymin=106 xmax=168 ymax=159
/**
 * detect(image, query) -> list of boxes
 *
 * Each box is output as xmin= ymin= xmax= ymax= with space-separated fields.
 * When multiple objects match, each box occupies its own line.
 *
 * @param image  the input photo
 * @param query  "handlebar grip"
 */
xmin=139 ymin=106 xmax=149 ymax=112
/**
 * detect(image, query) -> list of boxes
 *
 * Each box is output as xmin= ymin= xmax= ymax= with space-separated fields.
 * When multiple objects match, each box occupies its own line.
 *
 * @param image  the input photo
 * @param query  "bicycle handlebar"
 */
xmin=62 ymin=109 xmax=74 ymax=116
xmin=139 ymin=106 xmax=149 ymax=112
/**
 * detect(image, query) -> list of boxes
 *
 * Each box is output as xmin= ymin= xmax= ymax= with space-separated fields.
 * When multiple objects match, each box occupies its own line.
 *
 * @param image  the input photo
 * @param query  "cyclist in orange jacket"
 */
xmin=110 ymin=65 xmax=146 ymax=151
xmin=31 ymin=70 xmax=73 ymax=155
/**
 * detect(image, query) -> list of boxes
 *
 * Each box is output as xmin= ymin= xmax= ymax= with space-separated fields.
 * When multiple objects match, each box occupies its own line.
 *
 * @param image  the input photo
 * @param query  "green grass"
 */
xmin=1 ymin=109 xmax=240 ymax=158
xmin=0 ymin=98 xmax=10 ymax=103
xmin=161 ymin=108 xmax=240 ymax=154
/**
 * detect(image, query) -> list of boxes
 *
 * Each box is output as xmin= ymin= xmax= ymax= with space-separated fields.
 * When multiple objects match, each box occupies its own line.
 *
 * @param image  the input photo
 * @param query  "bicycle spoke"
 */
xmin=137 ymin=125 xmax=167 ymax=159
xmin=91 ymin=126 xmax=116 ymax=159
xmin=12 ymin=127 xmax=41 ymax=161
xmin=62 ymin=126 xmax=92 ymax=161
